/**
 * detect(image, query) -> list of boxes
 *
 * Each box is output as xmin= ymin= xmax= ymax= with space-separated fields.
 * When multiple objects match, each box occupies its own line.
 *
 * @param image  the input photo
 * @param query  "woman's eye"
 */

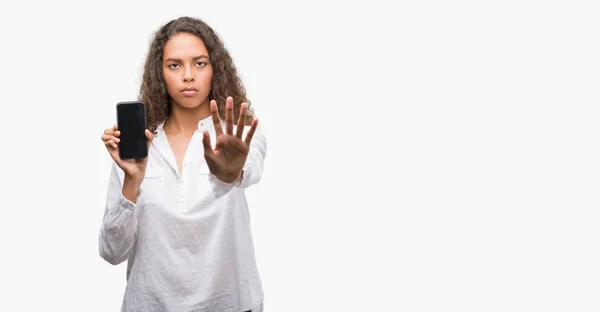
xmin=197 ymin=62 xmax=206 ymax=67
xmin=168 ymin=64 xmax=179 ymax=69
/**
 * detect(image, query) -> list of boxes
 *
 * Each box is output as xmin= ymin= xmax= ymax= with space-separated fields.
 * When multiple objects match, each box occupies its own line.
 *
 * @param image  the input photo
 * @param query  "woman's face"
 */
xmin=162 ymin=32 xmax=213 ymax=110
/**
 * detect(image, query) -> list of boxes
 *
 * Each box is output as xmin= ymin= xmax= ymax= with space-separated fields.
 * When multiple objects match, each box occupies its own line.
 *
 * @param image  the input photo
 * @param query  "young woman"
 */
xmin=99 ymin=16 xmax=266 ymax=312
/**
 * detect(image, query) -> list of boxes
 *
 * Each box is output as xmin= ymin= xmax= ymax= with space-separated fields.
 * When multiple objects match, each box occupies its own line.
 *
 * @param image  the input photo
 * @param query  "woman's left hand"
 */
xmin=202 ymin=96 xmax=258 ymax=183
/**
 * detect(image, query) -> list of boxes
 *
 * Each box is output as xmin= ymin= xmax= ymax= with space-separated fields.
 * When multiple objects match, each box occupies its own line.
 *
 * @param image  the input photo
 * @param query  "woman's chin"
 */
xmin=174 ymin=98 xmax=205 ymax=109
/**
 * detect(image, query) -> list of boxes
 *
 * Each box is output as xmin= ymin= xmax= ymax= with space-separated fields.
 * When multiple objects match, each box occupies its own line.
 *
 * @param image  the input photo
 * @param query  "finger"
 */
xmin=225 ymin=96 xmax=234 ymax=135
xmin=101 ymin=134 xmax=120 ymax=143
xmin=235 ymin=103 xmax=247 ymax=139
xmin=114 ymin=130 xmax=121 ymax=138
xmin=104 ymin=128 xmax=114 ymax=135
xmin=210 ymin=100 xmax=223 ymax=136
xmin=113 ymin=124 xmax=118 ymax=131
xmin=244 ymin=118 xmax=259 ymax=146
xmin=201 ymin=130 xmax=214 ymax=157
xmin=105 ymin=139 xmax=118 ymax=149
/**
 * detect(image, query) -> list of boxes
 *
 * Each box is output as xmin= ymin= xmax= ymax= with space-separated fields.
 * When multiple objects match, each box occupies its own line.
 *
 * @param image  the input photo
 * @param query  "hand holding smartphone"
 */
xmin=101 ymin=100 xmax=153 ymax=180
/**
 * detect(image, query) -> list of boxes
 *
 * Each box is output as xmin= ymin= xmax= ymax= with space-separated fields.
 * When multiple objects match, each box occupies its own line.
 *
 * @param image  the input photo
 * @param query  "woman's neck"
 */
xmin=165 ymin=100 xmax=211 ymax=136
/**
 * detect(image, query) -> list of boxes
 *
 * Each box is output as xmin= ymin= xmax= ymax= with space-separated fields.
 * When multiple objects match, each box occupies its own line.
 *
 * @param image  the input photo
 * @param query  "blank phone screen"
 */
xmin=117 ymin=102 xmax=147 ymax=159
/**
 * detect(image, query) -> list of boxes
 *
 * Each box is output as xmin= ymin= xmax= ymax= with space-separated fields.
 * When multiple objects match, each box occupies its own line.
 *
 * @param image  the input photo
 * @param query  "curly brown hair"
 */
xmin=138 ymin=16 xmax=254 ymax=133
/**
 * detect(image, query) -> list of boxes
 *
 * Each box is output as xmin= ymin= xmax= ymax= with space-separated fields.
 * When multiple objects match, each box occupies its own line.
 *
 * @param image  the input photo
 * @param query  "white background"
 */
xmin=0 ymin=0 xmax=598 ymax=311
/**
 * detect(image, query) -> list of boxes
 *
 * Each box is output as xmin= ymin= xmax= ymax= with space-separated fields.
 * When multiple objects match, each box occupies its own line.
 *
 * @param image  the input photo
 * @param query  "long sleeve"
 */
xmin=98 ymin=162 xmax=141 ymax=265
xmin=208 ymin=124 xmax=267 ymax=197
xmin=239 ymin=124 xmax=267 ymax=188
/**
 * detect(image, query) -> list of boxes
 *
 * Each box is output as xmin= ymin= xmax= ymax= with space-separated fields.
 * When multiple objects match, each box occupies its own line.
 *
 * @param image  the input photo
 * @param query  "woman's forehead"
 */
xmin=163 ymin=33 xmax=209 ymax=58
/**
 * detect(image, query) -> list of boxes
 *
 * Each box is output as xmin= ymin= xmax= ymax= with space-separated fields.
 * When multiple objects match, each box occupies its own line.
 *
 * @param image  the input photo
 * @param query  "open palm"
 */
xmin=202 ymin=97 xmax=258 ymax=183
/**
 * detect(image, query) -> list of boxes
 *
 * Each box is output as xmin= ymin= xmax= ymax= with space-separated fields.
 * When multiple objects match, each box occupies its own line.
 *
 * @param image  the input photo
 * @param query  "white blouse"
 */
xmin=99 ymin=114 xmax=266 ymax=312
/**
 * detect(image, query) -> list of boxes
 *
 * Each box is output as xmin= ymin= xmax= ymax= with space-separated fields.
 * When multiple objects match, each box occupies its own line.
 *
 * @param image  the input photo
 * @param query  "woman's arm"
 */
xmin=98 ymin=162 xmax=142 ymax=265
xmin=238 ymin=124 xmax=267 ymax=188
xmin=202 ymin=98 xmax=267 ymax=198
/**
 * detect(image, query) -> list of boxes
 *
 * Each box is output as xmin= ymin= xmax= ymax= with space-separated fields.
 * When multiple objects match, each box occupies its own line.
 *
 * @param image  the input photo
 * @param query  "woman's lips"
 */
xmin=182 ymin=88 xmax=197 ymax=96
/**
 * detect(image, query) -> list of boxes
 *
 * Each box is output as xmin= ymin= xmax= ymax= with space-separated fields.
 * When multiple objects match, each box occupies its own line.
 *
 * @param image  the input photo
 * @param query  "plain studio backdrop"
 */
xmin=0 ymin=0 xmax=598 ymax=311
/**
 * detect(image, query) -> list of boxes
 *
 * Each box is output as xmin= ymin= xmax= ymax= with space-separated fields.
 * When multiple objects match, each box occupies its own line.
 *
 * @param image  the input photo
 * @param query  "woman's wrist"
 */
xmin=215 ymin=170 xmax=242 ymax=184
xmin=122 ymin=175 xmax=141 ymax=203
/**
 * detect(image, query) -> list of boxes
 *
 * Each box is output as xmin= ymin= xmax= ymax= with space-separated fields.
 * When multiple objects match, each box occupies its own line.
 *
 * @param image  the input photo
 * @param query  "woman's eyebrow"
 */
xmin=164 ymin=55 xmax=210 ymax=62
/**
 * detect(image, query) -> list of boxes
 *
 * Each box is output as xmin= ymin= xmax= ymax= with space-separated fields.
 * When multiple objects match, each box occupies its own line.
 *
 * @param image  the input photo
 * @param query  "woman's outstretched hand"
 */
xmin=202 ymin=96 xmax=258 ymax=183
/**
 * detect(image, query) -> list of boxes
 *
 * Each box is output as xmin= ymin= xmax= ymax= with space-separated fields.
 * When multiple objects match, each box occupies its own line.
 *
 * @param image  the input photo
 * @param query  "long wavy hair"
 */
xmin=138 ymin=16 xmax=254 ymax=133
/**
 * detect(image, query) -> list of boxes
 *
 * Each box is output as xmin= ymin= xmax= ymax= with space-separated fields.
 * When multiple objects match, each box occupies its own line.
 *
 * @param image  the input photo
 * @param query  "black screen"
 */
xmin=117 ymin=101 xmax=147 ymax=159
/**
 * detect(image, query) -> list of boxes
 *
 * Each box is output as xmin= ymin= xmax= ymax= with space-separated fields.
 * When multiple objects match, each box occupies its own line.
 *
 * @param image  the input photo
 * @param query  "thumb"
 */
xmin=145 ymin=129 xmax=155 ymax=149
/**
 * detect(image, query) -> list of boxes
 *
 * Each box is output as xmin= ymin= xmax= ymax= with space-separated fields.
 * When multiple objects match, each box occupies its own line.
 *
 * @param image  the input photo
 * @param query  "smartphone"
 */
xmin=116 ymin=101 xmax=148 ymax=159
